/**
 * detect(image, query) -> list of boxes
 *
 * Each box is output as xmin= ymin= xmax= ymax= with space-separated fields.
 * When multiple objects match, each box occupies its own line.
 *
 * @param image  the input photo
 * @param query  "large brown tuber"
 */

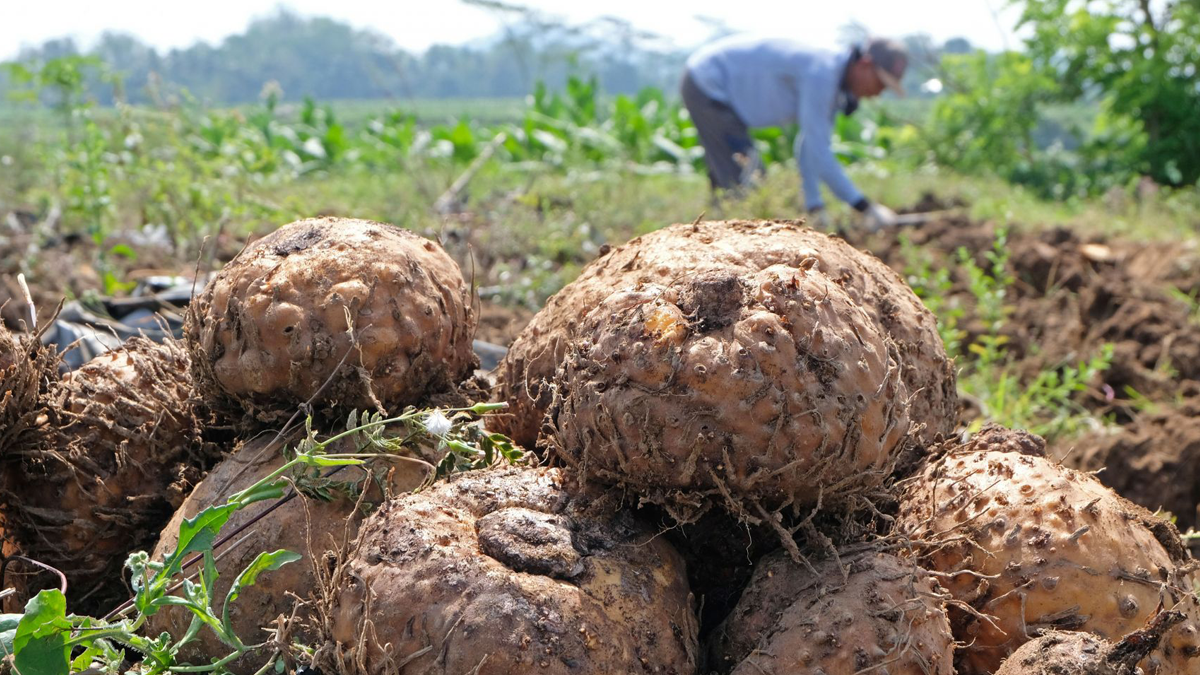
xmin=317 ymin=466 xmax=698 ymax=675
xmin=186 ymin=217 xmax=477 ymax=423
xmin=896 ymin=425 xmax=1200 ymax=674
xmin=495 ymin=219 xmax=954 ymax=447
xmin=709 ymin=551 xmax=956 ymax=675
xmin=148 ymin=431 xmax=428 ymax=673
xmin=547 ymin=264 xmax=909 ymax=519
xmin=995 ymin=610 xmax=1194 ymax=675
xmin=0 ymin=338 xmax=212 ymax=612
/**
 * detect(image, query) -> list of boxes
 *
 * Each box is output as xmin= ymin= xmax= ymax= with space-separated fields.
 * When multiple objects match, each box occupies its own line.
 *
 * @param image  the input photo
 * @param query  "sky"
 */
xmin=1 ymin=0 xmax=1025 ymax=60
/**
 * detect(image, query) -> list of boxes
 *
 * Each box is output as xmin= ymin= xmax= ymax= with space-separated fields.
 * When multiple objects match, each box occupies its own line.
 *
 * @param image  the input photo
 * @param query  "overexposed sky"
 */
xmin=1 ymin=0 xmax=1024 ymax=60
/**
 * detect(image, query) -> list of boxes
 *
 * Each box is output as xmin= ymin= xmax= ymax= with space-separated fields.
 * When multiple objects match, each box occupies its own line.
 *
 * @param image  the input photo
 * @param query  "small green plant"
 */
xmin=965 ymin=344 xmax=1114 ymax=440
xmin=1166 ymin=286 xmax=1200 ymax=327
xmin=1122 ymin=385 xmax=1164 ymax=416
xmin=952 ymin=229 xmax=1113 ymax=440
xmin=0 ymin=402 xmax=515 ymax=675
xmin=958 ymin=230 xmax=1015 ymax=371
xmin=899 ymin=234 xmax=965 ymax=358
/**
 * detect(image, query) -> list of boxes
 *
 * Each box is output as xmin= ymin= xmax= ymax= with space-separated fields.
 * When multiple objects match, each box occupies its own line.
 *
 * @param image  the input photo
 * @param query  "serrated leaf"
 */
xmin=70 ymin=642 xmax=108 ymax=672
xmin=221 ymin=550 xmax=301 ymax=638
xmin=13 ymin=590 xmax=72 ymax=675
xmin=201 ymin=549 xmax=219 ymax=607
xmin=162 ymin=503 xmax=239 ymax=578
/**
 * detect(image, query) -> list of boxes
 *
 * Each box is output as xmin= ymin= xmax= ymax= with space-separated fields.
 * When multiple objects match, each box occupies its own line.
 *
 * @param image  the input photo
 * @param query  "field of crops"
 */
xmin=4 ymin=48 xmax=1200 ymax=675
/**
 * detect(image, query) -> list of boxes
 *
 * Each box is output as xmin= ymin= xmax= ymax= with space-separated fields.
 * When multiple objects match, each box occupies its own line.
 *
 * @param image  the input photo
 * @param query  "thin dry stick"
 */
xmin=2 ymin=555 xmax=68 ymax=595
xmin=16 ymin=273 xmax=35 ymax=330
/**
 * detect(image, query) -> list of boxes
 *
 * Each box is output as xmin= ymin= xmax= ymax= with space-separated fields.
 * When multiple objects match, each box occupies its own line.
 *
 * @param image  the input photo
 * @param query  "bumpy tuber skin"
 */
xmin=0 ymin=338 xmax=214 ymax=612
xmin=996 ymin=611 xmax=1192 ymax=675
xmin=0 ymin=322 xmax=57 ymax=451
xmin=546 ymin=264 xmax=909 ymax=519
xmin=495 ymin=219 xmax=954 ymax=448
xmin=995 ymin=631 xmax=1119 ymax=675
xmin=896 ymin=426 xmax=1200 ymax=675
xmin=148 ymin=432 xmax=428 ymax=674
xmin=318 ymin=466 xmax=698 ymax=675
xmin=187 ymin=217 xmax=477 ymax=423
xmin=709 ymin=551 xmax=955 ymax=675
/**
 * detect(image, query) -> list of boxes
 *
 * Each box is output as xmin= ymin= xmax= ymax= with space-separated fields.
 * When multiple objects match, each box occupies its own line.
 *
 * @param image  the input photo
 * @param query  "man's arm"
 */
xmin=796 ymin=81 xmax=867 ymax=212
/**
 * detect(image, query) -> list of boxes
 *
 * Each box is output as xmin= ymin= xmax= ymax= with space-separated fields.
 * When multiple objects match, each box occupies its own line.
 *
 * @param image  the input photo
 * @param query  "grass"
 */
xmin=854 ymin=167 xmax=1200 ymax=242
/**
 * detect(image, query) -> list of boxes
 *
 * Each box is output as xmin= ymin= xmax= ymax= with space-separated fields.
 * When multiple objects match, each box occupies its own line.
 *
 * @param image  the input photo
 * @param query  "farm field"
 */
xmin=4 ymin=26 xmax=1200 ymax=674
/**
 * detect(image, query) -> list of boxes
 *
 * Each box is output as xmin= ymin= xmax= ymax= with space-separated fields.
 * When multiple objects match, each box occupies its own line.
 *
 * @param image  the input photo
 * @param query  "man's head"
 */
xmin=846 ymin=38 xmax=908 ymax=99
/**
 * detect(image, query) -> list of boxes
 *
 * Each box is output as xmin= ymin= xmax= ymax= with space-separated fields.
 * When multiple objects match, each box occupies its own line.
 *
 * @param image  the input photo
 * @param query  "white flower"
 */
xmin=424 ymin=410 xmax=453 ymax=438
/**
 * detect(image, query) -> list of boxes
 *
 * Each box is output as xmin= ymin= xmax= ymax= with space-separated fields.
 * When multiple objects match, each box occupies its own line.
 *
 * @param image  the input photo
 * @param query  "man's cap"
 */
xmin=865 ymin=38 xmax=908 ymax=96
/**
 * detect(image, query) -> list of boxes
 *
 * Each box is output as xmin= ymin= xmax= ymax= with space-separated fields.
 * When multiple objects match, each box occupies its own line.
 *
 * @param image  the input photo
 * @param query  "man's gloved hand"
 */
xmin=862 ymin=202 xmax=899 ymax=232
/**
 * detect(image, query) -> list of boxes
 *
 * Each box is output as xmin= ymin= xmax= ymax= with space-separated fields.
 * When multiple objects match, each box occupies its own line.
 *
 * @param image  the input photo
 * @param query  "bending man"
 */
xmin=682 ymin=35 xmax=907 ymax=230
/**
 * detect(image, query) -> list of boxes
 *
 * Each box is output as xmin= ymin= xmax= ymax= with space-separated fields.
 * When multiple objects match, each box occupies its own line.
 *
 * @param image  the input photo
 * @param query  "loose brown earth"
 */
xmin=841 ymin=213 xmax=1200 ymax=532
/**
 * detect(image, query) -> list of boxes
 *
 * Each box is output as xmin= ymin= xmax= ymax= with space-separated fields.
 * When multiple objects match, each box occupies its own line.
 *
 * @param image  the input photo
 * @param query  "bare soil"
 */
xmin=845 ymin=209 xmax=1200 ymax=532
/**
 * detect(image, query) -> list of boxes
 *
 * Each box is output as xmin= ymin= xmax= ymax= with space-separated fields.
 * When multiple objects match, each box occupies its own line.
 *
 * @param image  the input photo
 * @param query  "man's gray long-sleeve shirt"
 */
xmin=686 ymin=36 xmax=864 ymax=211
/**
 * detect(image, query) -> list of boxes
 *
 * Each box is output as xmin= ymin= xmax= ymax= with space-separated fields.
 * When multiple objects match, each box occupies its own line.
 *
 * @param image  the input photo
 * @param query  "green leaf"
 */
xmin=153 ymin=595 xmax=225 ymax=641
xmin=70 ymin=641 xmax=111 ymax=672
xmin=13 ymin=590 xmax=72 ymax=675
xmin=102 ymin=271 xmax=137 ymax=296
xmin=295 ymin=453 xmax=364 ymax=467
xmin=1 ymin=613 xmax=22 ymax=656
xmin=108 ymin=243 xmax=138 ymax=260
xmin=160 ymin=503 xmax=239 ymax=581
xmin=230 ymin=481 xmax=287 ymax=507
xmin=200 ymin=549 xmax=220 ymax=608
xmin=221 ymin=550 xmax=301 ymax=638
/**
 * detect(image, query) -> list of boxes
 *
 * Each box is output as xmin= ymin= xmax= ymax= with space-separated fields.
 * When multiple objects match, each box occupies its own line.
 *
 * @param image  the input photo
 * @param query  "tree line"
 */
xmin=2 ymin=9 xmax=972 ymax=106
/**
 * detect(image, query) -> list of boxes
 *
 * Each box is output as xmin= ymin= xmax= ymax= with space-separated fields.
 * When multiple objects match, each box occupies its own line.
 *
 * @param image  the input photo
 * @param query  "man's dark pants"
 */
xmin=680 ymin=71 xmax=764 ymax=191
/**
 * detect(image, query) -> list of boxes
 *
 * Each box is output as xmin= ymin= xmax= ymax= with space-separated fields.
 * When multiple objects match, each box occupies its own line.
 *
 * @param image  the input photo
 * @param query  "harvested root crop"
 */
xmin=896 ymin=425 xmax=1200 ymax=674
xmin=0 ymin=337 xmax=212 ymax=611
xmin=0 ymin=321 xmax=57 ymax=450
xmin=148 ymin=431 xmax=429 ymax=673
xmin=318 ymin=466 xmax=698 ymax=675
xmin=708 ymin=551 xmax=955 ymax=675
xmin=996 ymin=631 xmax=1120 ymax=675
xmin=547 ymin=264 xmax=908 ymax=520
xmin=187 ymin=217 xmax=477 ymax=423
xmin=995 ymin=610 xmax=1192 ymax=675
xmin=495 ymin=219 xmax=953 ymax=447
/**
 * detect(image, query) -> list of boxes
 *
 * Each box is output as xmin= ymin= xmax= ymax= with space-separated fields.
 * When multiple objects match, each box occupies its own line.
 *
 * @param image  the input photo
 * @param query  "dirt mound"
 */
xmin=1056 ymin=396 xmax=1200 ymax=531
xmin=856 ymin=216 xmax=1200 ymax=426
xmin=476 ymin=300 xmax=533 ymax=346
xmin=847 ymin=211 xmax=1200 ymax=532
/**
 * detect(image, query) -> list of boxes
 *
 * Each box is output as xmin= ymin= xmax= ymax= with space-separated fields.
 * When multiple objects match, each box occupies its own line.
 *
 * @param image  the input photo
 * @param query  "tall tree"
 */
xmin=1018 ymin=0 xmax=1200 ymax=185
